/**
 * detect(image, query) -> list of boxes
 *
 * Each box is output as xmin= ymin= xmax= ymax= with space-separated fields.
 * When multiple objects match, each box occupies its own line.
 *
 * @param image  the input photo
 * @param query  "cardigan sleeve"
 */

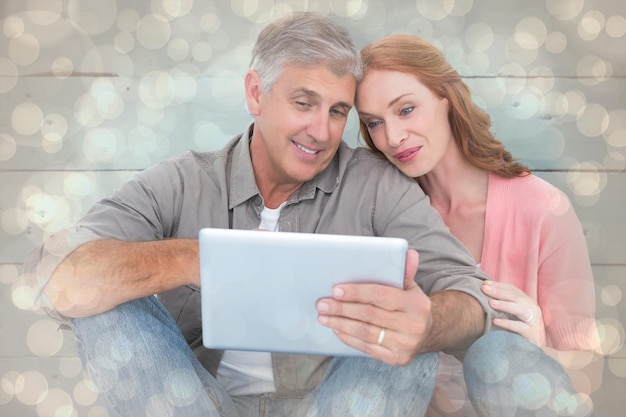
xmin=535 ymin=190 xmax=601 ymax=351
xmin=482 ymin=173 xmax=600 ymax=352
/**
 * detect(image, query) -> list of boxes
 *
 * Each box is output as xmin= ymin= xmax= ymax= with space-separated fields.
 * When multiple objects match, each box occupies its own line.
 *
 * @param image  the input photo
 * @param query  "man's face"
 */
xmin=247 ymin=64 xmax=356 ymax=190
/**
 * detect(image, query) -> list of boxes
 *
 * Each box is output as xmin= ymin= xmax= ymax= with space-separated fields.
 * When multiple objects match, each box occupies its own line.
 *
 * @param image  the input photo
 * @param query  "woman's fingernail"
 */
xmin=333 ymin=287 xmax=344 ymax=298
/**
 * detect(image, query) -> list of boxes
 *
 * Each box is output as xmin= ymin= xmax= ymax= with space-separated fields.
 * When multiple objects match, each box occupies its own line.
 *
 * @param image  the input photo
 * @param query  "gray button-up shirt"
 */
xmin=24 ymin=124 xmax=497 ymax=396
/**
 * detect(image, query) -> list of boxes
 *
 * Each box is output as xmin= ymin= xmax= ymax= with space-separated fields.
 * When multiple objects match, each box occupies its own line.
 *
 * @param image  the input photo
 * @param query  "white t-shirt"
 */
xmin=216 ymin=204 xmax=284 ymax=395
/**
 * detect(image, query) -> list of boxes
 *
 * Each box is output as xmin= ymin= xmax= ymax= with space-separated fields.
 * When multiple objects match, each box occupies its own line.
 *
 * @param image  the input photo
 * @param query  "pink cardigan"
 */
xmin=427 ymin=173 xmax=600 ymax=417
xmin=481 ymin=172 xmax=599 ymax=349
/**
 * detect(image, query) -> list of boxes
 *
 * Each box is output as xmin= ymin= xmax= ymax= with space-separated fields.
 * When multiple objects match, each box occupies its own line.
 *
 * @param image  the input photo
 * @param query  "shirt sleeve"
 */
xmin=371 ymin=164 xmax=502 ymax=335
xmin=21 ymin=159 xmax=185 ymax=320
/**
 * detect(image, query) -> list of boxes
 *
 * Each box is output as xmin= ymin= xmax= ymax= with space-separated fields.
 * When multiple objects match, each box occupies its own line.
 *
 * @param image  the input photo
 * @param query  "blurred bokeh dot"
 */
xmin=0 ymin=386 xmax=11 ymax=405
xmin=0 ymin=264 xmax=19 ymax=285
xmin=59 ymin=357 xmax=84 ymax=379
xmin=12 ymin=103 xmax=44 ymax=136
xmin=608 ymin=356 xmax=626 ymax=378
xmin=114 ymin=31 xmax=136 ymax=54
xmin=603 ymin=109 xmax=626 ymax=148
xmin=200 ymin=13 xmax=221 ymax=33
xmin=546 ymin=0 xmax=584 ymax=21
xmin=415 ymin=0 xmax=453 ymax=20
xmin=51 ymin=57 xmax=74 ymax=78
xmin=25 ymin=192 xmax=63 ymax=225
xmin=1 ymin=207 xmax=29 ymax=235
xmin=194 ymin=122 xmax=227 ymax=151
xmin=577 ymin=55 xmax=612 ymax=85
xmin=567 ymin=161 xmax=607 ymax=197
xmin=42 ymin=133 xmax=64 ymax=154
xmin=231 ymin=0 xmax=259 ymax=18
xmin=545 ymin=31 xmax=567 ymax=54
xmin=41 ymin=113 xmax=68 ymax=138
xmin=192 ymin=41 xmax=213 ymax=62
xmin=564 ymin=90 xmax=586 ymax=118
xmin=172 ymin=71 xmax=198 ymax=103
xmin=465 ymin=51 xmax=491 ymax=77
xmin=603 ymin=151 xmax=626 ymax=171
xmin=26 ymin=0 xmax=63 ymax=25
xmin=117 ymin=8 xmax=140 ymax=32
xmin=15 ymin=370 xmax=48 ymax=405
xmin=543 ymin=91 xmax=568 ymax=119
xmin=161 ymin=0 xmax=194 ymax=18
xmin=511 ymin=92 xmax=542 ymax=120
xmin=2 ymin=371 xmax=20 ymax=396
xmin=36 ymin=388 xmax=74 ymax=417
xmin=576 ymin=103 xmax=609 ymax=137
xmin=450 ymin=0 xmax=473 ymax=17
xmin=2 ymin=15 xmax=24 ymax=38
xmin=68 ymin=0 xmax=118 ymax=35
xmin=9 ymin=34 xmax=40 ymax=66
xmin=598 ymin=318 xmax=626 ymax=355
xmin=515 ymin=17 xmax=547 ymax=49
xmin=601 ymin=285 xmax=622 ymax=307
xmin=578 ymin=10 xmax=605 ymax=41
xmin=528 ymin=66 xmax=555 ymax=94
xmin=74 ymin=379 xmax=98 ymax=406
xmin=27 ymin=319 xmax=65 ymax=357
xmin=136 ymin=14 xmax=172 ymax=50
xmin=465 ymin=23 xmax=494 ymax=52
xmin=83 ymin=128 xmax=119 ymax=162
xmin=0 ymin=57 xmax=18 ymax=93
xmin=0 ymin=133 xmax=17 ymax=161
xmin=505 ymin=35 xmax=539 ymax=66
xmin=330 ymin=0 xmax=368 ymax=18
xmin=168 ymin=38 xmax=190 ymax=61
xmin=606 ymin=15 xmax=626 ymax=38
xmin=139 ymin=71 xmax=176 ymax=109
xmin=64 ymin=172 xmax=95 ymax=200
xmin=75 ymin=94 xmax=103 ymax=128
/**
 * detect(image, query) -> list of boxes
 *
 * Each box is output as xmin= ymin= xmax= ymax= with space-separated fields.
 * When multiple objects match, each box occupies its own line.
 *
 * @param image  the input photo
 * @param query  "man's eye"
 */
xmin=330 ymin=108 xmax=347 ymax=118
xmin=295 ymin=101 xmax=311 ymax=109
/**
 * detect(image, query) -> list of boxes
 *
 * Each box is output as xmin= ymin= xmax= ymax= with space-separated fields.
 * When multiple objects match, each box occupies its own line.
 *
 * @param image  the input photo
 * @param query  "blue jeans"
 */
xmin=72 ymin=296 xmax=437 ymax=417
xmin=463 ymin=331 xmax=595 ymax=417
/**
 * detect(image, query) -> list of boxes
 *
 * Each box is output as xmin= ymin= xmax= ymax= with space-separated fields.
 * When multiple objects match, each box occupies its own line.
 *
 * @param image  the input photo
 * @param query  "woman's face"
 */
xmin=356 ymin=69 xmax=453 ymax=178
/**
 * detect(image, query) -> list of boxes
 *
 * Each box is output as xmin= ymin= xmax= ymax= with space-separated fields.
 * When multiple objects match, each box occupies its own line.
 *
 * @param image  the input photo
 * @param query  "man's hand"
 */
xmin=315 ymin=249 xmax=433 ymax=365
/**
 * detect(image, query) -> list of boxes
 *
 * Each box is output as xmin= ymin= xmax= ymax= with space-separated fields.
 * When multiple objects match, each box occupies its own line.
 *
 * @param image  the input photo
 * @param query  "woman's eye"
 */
xmin=400 ymin=106 xmax=414 ymax=116
xmin=367 ymin=120 xmax=382 ymax=129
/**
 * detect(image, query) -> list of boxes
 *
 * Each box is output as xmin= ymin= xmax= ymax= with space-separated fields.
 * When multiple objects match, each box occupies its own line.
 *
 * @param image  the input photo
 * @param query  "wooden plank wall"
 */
xmin=1 ymin=0 xmax=624 ymax=415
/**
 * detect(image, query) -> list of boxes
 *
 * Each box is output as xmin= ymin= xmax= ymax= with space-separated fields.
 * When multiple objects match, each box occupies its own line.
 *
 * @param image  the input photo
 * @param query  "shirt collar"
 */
xmin=228 ymin=123 xmax=342 ymax=209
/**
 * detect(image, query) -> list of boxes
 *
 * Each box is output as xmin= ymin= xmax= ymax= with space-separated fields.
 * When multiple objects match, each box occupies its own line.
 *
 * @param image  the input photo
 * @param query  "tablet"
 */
xmin=198 ymin=228 xmax=408 ymax=356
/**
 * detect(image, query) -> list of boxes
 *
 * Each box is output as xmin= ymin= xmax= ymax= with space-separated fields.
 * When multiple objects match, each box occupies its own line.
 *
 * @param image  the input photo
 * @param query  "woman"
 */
xmin=355 ymin=34 xmax=602 ymax=416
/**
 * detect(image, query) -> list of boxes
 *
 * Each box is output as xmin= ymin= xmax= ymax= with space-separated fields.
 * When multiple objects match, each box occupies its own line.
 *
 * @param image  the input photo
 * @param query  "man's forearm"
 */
xmin=44 ymin=238 xmax=199 ymax=318
xmin=421 ymin=290 xmax=485 ymax=353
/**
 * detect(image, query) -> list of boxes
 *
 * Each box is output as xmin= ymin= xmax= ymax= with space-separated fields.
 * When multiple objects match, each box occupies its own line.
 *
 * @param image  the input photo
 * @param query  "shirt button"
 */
xmin=254 ymin=196 xmax=262 ymax=206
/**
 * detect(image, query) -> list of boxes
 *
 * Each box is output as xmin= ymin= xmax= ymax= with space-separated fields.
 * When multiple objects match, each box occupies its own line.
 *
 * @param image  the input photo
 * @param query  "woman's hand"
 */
xmin=482 ymin=280 xmax=546 ymax=347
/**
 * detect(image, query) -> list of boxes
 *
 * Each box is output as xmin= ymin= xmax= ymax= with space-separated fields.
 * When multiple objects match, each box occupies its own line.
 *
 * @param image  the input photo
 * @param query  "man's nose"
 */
xmin=306 ymin=110 xmax=332 ymax=142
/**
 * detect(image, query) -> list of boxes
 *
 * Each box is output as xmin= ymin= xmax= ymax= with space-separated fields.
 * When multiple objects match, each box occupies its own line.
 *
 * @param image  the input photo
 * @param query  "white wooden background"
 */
xmin=1 ymin=0 xmax=624 ymax=416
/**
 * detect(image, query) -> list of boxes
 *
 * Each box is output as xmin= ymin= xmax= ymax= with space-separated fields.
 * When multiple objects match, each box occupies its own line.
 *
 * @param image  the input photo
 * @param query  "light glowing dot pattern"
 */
xmin=0 ymin=0 xmax=624 ymax=416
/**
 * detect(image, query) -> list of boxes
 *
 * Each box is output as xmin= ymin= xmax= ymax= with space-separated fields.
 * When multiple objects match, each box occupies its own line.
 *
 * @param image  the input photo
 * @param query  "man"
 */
xmin=23 ymin=12 xmax=586 ymax=417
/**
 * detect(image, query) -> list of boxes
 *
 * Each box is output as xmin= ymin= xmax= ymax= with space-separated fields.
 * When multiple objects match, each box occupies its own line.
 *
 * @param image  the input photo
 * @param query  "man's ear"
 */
xmin=245 ymin=70 xmax=262 ymax=116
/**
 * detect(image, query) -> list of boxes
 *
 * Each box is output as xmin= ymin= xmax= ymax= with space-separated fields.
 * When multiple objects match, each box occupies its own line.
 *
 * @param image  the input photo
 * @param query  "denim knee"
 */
xmin=462 ymin=331 xmax=593 ymax=417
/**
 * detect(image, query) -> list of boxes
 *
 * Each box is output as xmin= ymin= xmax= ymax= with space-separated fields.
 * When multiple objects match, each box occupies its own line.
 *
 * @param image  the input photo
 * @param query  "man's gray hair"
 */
xmin=250 ymin=12 xmax=362 ymax=93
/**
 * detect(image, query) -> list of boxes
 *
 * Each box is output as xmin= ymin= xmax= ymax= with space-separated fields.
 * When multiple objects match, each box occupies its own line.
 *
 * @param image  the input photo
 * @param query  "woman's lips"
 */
xmin=394 ymin=146 xmax=422 ymax=163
